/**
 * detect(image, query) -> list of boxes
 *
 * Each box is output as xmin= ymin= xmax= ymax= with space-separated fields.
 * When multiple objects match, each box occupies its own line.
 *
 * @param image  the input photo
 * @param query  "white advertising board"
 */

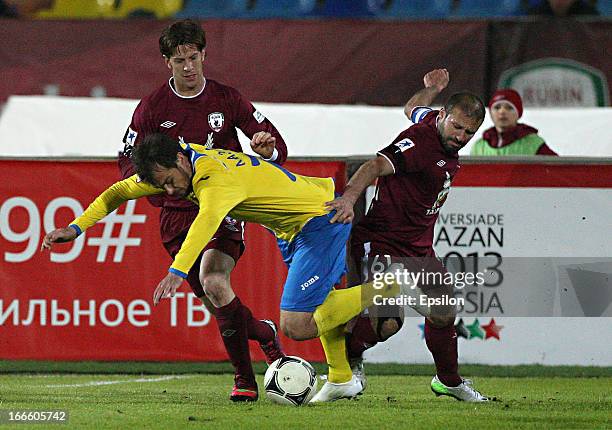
xmin=0 ymin=95 xmax=611 ymax=157
xmin=364 ymin=186 xmax=612 ymax=365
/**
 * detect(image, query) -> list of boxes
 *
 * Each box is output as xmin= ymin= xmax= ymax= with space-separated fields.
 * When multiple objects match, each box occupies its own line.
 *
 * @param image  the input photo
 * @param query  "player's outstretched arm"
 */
xmin=403 ymin=68 xmax=449 ymax=119
xmin=41 ymin=175 xmax=162 ymax=255
xmin=40 ymin=227 xmax=78 ymax=251
xmin=326 ymin=156 xmax=394 ymax=224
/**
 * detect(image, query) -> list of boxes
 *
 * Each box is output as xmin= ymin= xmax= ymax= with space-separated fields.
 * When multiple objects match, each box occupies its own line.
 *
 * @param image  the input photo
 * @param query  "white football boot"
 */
xmin=349 ymin=357 xmax=367 ymax=393
xmin=309 ymin=375 xmax=363 ymax=403
xmin=430 ymin=375 xmax=488 ymax=402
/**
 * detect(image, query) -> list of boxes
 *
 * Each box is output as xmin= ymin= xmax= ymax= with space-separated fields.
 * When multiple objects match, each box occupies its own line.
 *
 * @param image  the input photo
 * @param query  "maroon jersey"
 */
xmin=352 ymin=109 xmax=459 ymax=257
xmin=118 ymin=77 xmax=287 ymax=209
xmin=118 ymin=77 xmax=287 ymax=244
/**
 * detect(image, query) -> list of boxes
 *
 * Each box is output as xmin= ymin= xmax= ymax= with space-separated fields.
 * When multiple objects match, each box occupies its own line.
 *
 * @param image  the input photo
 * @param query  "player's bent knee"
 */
xmin=427 ymin=314 xmax=455 ymax=328
xmin=427 ymin=303 xmax=456 ymax=328
xmin=200 ymin=272 xmax=231 ymax=296
xmin=280 ymin=315 xmax=317 ymax=341
xmin=280 ymin=321 xmax=309 ymax=341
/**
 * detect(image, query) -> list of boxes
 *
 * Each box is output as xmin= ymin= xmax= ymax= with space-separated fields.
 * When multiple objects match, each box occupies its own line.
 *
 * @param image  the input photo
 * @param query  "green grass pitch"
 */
xmin=0 ymin=363 xmax=610 ymax=429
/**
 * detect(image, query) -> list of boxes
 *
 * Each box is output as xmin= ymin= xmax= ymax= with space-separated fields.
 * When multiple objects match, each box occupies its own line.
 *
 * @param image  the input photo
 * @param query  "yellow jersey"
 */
xmin=71 ymin=144 xmax=336 ymax=277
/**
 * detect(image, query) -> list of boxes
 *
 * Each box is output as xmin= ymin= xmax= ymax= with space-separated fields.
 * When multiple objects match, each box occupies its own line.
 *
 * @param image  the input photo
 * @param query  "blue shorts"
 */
xmin=277 ymin=211 xmax=352 ymax=312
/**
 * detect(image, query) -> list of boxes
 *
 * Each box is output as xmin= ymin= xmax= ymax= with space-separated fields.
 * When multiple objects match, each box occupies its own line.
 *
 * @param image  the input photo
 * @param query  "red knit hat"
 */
xmin=488 ymin=89 xmax=523 ymax=118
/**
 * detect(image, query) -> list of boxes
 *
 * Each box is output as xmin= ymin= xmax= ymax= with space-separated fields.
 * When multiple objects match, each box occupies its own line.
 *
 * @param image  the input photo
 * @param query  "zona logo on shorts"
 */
xmin=300 ymin=275 xmax=319 ymax=291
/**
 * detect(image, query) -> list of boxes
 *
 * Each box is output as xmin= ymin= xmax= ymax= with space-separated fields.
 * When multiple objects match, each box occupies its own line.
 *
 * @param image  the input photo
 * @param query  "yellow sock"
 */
xmin=313 ymin=280 xmax=400 ymax=335
xmin=319 ymin=325 xmax=352 ymax=383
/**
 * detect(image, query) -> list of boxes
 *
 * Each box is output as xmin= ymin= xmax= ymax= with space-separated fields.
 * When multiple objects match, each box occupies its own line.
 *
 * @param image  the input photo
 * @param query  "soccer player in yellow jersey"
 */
xmin=42 ymin=133 xmax=398 ymax=402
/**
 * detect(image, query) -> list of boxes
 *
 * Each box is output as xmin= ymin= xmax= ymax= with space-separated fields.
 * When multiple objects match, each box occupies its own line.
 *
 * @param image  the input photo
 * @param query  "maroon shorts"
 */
xmin=350 ymin=240 xmax=447 ymax=293
xmin=351 ymin=240 xmax=454 ymax=320
xmin=161 ymin=208 xmax=245 ymax=297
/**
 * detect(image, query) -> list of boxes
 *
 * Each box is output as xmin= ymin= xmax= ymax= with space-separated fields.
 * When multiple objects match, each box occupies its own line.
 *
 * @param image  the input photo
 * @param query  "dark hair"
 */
xmin=159 ymin=19 xmax=206 ymax=58
xmin=132 ymin=133 xmax=185 ymax=185
xmin=444 ymin=92 xmax=486 ymax=123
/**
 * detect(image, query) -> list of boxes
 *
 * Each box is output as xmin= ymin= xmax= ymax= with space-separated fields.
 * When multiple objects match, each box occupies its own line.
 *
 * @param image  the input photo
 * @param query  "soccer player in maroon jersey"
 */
xmin=327 ymin=69 xmax=488 ymax=402
xmin=118 ymin=20 xmax=286 ymax=402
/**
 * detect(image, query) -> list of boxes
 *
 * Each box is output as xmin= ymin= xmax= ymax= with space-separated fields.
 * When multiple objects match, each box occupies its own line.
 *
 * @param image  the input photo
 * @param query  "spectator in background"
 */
xmin=528 ymin=0 xmax=599 ymax=16
xmin=471 ymin=89 xmax=557 ymax=156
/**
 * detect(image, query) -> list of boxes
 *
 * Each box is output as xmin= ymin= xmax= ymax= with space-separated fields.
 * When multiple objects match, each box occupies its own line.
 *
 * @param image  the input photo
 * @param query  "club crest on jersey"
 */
xmin=394 ymin=138 xmax=415 ymax=152
xmin=208 ymin=112 xmax=224 ymax=132
xmin=160 ymin=121 xmax=176 ymax=128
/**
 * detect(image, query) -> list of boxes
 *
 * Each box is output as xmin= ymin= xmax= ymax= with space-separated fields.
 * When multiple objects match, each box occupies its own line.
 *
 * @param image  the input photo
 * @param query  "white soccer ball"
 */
xmin=264 ymin=356 xmax=318 ymax=406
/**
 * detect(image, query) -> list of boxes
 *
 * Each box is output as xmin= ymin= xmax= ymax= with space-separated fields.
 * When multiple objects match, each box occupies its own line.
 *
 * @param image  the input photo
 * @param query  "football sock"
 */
xmin=313 ymin=280 xmax=399 ymax=335
xmin=240 ymin=304 xmax=275 ymax=343
xmin=214 ymin=297 xmax=256 ymax=386
xmin=346 ymin=315 xmax=379 ymax=358
xmin=320 ymin=325 xmax=353 ymax=383
xmin=424 ymin=318 xmax=462 ymax=387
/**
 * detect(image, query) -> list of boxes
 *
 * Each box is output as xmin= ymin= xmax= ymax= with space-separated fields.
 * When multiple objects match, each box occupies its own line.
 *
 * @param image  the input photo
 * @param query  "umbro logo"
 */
xmin=436 ymin=160 xmax=446 ymax=167
xmin=160 ymin=121 xmax=176 ymax=128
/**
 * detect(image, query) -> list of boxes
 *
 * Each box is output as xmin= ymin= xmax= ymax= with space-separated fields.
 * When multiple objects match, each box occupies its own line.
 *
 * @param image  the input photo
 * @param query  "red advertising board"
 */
xmin=0 ymin=159 xmax=345 ymax=361
xmin=2 ymin=159 xmax=609 ymax=362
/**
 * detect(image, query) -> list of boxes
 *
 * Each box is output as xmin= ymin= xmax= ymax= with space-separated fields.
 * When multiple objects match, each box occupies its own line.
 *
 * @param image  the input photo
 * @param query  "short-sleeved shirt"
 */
xmin=352 ymin=108 xmax=459 ymax=257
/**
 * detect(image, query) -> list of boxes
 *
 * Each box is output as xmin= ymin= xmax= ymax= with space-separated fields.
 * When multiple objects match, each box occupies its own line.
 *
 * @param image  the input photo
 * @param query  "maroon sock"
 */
xmin=214 ymin=297 xmax=255 ymax=387
xmin=424 ymin=318 xmax=462 ymax=387
xmin=346 ymin=315 xmax=379 ymax=358
xmin=240 ymin=303 xmax=275 ymax=343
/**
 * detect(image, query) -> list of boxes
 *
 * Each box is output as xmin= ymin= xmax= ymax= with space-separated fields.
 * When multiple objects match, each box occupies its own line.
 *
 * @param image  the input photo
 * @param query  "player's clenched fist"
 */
xmin=250 ymin=131 xmax=276 ymax=159
xmin=423 ymin=69 xmax=449 ymax=93
xmin=40 ymin=227 xmax=78 ymax=251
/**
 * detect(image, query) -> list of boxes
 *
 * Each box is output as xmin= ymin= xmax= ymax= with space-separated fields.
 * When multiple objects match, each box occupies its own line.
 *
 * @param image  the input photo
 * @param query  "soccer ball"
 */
xmin=264 ymin=356 xmax=318 ymax=406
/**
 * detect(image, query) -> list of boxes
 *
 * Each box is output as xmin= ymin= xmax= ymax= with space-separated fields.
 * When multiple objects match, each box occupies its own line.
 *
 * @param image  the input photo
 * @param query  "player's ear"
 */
xmin=201 ymin=48 xmax=206 ymax=62
xmin=177 ymin=152 xmax=190 ymax=169
xmin=437 ymin=108 xmax=446 ymax=124
xmin=164 ymin=56 xmax=171 ymax=70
